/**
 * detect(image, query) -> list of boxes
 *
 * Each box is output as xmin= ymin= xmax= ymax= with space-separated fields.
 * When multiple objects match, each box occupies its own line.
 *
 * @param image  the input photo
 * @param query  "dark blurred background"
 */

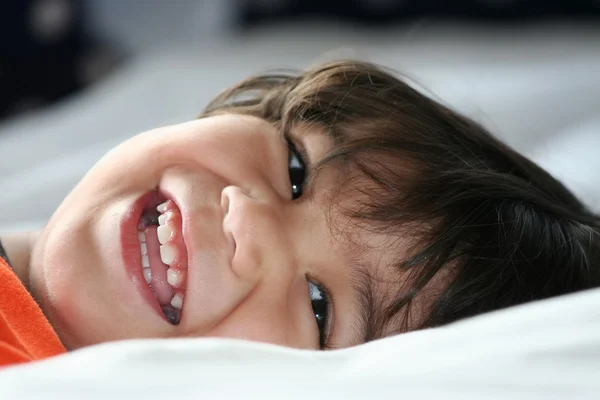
xmin=1 ymin=0 xmax=599 ymax=120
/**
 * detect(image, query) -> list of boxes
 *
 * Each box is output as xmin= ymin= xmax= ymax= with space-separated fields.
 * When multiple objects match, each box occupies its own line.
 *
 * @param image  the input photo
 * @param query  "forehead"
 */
xmin=327 ymin=217 xmax=449 ymax=342
xmin=322 ymin=203 xmax=423 ymax=343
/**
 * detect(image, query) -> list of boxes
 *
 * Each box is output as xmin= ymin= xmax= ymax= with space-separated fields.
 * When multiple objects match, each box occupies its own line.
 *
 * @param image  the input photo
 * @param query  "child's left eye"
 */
xmin=286 ymin=137 xmax=307 ymax=200
xmin=308 ymin=279 xmax=330 ymax=348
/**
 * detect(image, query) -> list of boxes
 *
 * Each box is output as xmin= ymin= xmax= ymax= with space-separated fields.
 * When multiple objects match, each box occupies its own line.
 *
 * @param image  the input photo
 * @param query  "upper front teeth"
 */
xmin=160 ymin=244 xmax=177 ymax=264
xmin=157 ymin=202 xmax=168 ymax=213
xmin=158 ymin=214 xmax=167 ymax=225
xmin=157 ymin=224 xmax=173 ymax=244
xmin=137 ymin=201 xmax=181 ymax=271
xmin=157 ymin=207 xmax=179 ymax=266
xmin=156 ymin=201 xmax=180 ymax=267
xmin=137 ymin=197 xmax=187 ymax=323
xmin=167 ymin=268 xmax=185 ymax=287
xmin=171 ymin=293 xmax=184 ymax=310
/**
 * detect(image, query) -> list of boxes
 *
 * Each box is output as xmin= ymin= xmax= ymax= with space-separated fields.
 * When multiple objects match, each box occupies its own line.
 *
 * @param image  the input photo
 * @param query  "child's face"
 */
xmin=30 ymin=114 xmax=410 ymax=350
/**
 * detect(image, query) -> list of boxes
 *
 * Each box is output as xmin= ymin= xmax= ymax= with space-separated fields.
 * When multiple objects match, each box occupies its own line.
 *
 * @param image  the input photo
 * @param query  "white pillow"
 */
xmin=1 ymin=287 xmax=599 ymax=400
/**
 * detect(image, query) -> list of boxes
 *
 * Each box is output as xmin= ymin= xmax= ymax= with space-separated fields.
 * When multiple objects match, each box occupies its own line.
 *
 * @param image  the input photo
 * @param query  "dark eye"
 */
xmin=308 ymin=280 xmax=330 ymax=348
xmin=286 ymin=138 xmax=307 ymax=200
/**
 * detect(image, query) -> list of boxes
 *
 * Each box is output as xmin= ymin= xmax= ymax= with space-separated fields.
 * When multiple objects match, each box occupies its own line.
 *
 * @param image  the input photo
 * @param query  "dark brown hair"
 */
xmin=201 ymin=60 xmax=600 ymax=340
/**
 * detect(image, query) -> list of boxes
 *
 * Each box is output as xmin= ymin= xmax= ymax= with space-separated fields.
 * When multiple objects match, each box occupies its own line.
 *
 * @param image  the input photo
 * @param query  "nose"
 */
xmin=220 ymin=185 xmax=289 ymax=285
xmin=218 ymin=185 xmax=316 ymax=347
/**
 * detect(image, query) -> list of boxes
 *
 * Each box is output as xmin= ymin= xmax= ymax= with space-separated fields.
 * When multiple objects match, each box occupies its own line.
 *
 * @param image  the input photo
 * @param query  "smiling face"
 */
xmin=29 ymin=114 xmax=408 ymax=350
xmin=25 ymin=59 xmax=596 ymax=352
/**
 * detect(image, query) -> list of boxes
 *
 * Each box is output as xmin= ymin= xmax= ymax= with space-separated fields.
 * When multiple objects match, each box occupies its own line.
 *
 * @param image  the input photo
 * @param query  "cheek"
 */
xmin=35 ymin=212 xmax=92 ymax=290
xmin=29 ymin=220 xmax=100 ymax=346
xmin=206 ymin=313 xmax=287 ymax=346
xmin=197 ymin=279 xmax=315 ymax=348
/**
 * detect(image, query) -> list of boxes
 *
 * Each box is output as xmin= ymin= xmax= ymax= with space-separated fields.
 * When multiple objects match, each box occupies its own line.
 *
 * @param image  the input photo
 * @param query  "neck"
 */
xmin=1 ymin=231 xmax=38 ymax=289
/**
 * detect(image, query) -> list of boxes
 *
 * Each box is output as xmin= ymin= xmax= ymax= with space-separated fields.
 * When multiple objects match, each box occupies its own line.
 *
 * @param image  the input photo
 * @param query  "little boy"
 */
xmin=2 ymin=60 xmax=599 ymax=366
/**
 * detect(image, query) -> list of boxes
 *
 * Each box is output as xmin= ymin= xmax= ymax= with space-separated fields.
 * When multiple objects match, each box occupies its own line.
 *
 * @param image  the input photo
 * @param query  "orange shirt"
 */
xmin=0 ymin=254 xmax=66 ymax=367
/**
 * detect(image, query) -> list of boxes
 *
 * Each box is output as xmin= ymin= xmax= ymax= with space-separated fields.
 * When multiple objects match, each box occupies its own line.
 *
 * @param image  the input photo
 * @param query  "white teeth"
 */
xmin=157 ymin=202 xmax=169 ymax=213
xmin=158 ymin=214 xmax=168 ymax=226
xmin=157 ymin=224 xmax=173 ymax=245
xmin=167 ymin=268 xmax=185 ymax=288
xmin=143 ymin=268 xmax=152 ymax=284
xmin=160 ymin=244 xmax=177 ymax=265
xmin=139 ymin=199 xmax=186 ymax=293
xmin=171 ymin=293 xmax=183 ymax=310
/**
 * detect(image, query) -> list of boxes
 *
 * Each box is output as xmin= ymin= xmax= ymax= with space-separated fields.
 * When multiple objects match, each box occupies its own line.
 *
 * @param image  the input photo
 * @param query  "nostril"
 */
xmin=221 ymin=188 xmax=235 ymax=265
xmin=229 ymin=233 xmax=237 ymax=263
xmin=221 ymin=190 xmax=230 ymax=217
xmin=222 ymin=227 xmax=236 ymax=268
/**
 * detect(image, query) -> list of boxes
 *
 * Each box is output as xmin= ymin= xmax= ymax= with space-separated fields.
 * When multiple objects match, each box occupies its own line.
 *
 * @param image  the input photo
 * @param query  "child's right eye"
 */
xmin=286 ymin=136 xmax=307 ymax=200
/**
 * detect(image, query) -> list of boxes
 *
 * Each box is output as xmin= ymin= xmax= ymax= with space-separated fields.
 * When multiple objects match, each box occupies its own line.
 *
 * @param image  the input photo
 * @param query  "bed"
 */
xmin=0 ymin=23 xmax=599 ymax=399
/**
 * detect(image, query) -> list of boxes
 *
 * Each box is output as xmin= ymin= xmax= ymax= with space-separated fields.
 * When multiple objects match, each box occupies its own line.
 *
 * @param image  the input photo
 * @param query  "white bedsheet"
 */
xmin=1 ymin=286 xmax=599 ymax=399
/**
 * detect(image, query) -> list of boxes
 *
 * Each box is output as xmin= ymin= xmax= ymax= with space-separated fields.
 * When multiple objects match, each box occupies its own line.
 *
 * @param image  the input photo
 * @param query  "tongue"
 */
xmin=144 ymin=225 xmax=174 ymax=305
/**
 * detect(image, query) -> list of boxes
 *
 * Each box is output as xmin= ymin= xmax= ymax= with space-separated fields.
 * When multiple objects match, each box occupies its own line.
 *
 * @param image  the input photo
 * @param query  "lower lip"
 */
xmin=120 ymin=192 xmax=165 ymax=319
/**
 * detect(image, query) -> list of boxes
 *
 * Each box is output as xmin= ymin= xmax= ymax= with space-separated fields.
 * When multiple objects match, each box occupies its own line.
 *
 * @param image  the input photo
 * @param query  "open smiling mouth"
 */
xmin=137 ymin=191 xmax=188 ymax=325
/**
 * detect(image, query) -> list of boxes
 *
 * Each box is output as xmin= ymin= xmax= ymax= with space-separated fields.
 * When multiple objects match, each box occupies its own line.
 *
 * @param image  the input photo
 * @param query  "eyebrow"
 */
xmin=348 ymin=260 xmax=382 ymax=344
